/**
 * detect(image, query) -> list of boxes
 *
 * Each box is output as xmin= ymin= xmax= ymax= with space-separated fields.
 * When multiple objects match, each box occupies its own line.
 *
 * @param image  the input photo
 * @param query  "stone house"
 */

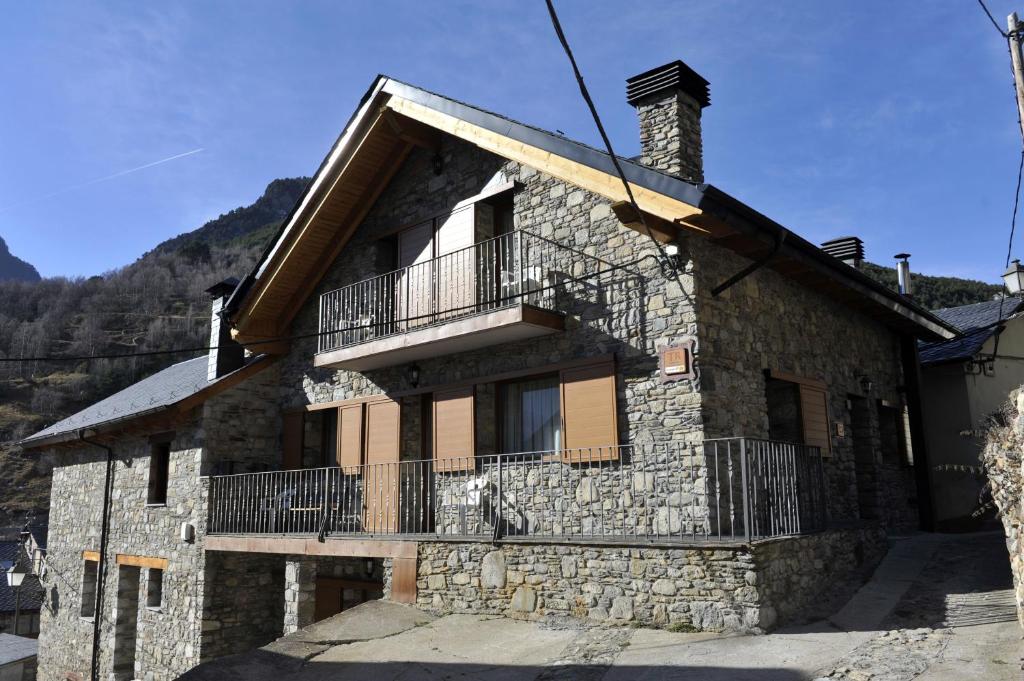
xmin=21 ymin=60 xmax=957 ymax=680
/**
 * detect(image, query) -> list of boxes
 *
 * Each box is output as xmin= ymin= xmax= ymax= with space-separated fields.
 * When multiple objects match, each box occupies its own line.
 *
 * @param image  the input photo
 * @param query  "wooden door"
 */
xmin=363 ymin=400 xmax=401 ymax=533
xmin=436 ymin=206 xmax=476 ymax=320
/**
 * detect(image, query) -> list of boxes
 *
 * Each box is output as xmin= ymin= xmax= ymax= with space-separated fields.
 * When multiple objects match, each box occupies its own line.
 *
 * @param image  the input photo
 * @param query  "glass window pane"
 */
xmin=501 ymin=376 xmax=560 ymax=453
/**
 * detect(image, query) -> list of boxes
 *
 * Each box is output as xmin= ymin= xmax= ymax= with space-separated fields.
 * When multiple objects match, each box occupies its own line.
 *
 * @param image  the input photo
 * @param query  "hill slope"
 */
xmin=859 ymin=262 xmax=1002 ymax=311
xmin=0 ymin=177 xmax=308 ymax=526
xmin=0 ymin=237 xmax=41 ymax=283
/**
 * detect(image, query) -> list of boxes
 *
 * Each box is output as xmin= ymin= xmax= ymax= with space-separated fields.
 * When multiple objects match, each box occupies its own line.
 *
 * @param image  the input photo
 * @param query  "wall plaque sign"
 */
xmin=659 ymin=340 xmax=696 ymax=383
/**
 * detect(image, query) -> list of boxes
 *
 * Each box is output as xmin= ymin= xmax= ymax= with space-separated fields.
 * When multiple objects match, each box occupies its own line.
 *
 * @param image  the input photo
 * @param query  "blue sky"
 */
xmin=0 ymin=1 xmax=1018 ymax=281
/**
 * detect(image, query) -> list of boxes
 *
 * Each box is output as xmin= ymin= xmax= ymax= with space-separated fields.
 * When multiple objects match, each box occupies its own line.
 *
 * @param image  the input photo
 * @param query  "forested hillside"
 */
xmin=0 ymin=177 xmax=308 ymax=525
xmin=860 ymin=262 xmax=1002 ymax=310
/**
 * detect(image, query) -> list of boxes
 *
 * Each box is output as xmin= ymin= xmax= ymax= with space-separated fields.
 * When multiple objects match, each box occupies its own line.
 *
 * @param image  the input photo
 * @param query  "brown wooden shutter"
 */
xmin=560 ymin=361 xmax=619 ymax=462
xmin=282 ymin=411 xmax=304 ymax=470
xmin=798 ymin=384 xmax=832 ymax=457
xmin=432 ymin=386 xmax=475 ymax=472
xmin=337 ymin=404 xmax=364 ymax=472
xmin=363 ymin=399 xmax=401 ymax=533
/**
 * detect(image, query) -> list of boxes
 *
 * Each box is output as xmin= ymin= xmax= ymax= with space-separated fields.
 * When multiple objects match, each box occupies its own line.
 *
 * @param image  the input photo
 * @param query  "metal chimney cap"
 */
xmin=205 ymin=277 xmax=240 ymax=298
xmin=894 ymin=253 xmax=911 ymax=261
xmin=626 ymin=60 xmax=710 ymax=108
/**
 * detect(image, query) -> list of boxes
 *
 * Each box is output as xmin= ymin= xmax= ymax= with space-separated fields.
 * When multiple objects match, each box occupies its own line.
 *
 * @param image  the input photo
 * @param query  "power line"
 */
xmin=977 ymin=0 xmax=1010 ymax=37
xmin=543 ymin=0 xmax=680 ymax=279
xmin=0 ymin=255 xmax=653 ymax=364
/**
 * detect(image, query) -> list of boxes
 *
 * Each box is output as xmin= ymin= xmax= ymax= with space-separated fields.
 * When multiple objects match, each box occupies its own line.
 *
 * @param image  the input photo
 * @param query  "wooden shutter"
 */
xmin=363 ymin=400 xmax=401 ymax=533
xmin=337 ymin=404 xmax=364 ymax=472
xmin=399 ymin=220 xmax=435 ymax=329
xmin=560 ymin=361 xmax=619 ymax=462
xmin=798 ymin=384 xmax=832 ymax=457
xmin=432 ymin=386 xmax=475 ymax=472
xmin=282 ymin=411 xmax=304 ymax=470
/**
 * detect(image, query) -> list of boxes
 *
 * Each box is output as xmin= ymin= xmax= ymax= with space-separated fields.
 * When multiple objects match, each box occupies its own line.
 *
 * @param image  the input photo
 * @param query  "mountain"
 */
xmin=0 ymin=237 xmax=41 ymax=283
xmin=860 ymin=262 xmax=1003 ymax=311
xmin=0 ymin=176 xmax=308 ymax=527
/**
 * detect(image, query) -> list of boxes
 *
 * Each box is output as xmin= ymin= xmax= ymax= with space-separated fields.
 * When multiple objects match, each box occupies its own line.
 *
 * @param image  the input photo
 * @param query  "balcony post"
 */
xmin=739 ymin=439 xmax=751 ymax=543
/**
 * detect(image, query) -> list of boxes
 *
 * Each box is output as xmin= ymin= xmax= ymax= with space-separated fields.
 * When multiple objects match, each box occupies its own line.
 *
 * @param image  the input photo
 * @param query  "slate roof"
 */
xmin=0 ymin=542 xmax=43 ymax=615
xmin=919 ymin=297 xmax=1024 ymax=365
xmin=0 ymin=633 xmax=38 ymax=666
xmin=20 ymin=355 xmax=268 ymax=447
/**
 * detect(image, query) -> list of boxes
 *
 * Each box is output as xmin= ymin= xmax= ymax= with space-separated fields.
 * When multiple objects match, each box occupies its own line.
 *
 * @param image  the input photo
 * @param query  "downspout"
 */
xmin=78 ymin=430 xmax=114 ymax=681
xmin=899 ymin=336 xmax=935 ymax=532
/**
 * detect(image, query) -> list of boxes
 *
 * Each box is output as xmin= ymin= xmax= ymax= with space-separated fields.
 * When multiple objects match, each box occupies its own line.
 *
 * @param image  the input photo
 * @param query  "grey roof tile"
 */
xmin=920 ymin=297 xmax=1024 ymax=365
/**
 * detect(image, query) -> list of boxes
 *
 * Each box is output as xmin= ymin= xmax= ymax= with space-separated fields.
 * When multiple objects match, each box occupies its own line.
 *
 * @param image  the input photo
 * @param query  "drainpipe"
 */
xmin=899 ymin=336 xmax=934 ymax=532
xmin=78 ymin=430 xmax=114 ymax=681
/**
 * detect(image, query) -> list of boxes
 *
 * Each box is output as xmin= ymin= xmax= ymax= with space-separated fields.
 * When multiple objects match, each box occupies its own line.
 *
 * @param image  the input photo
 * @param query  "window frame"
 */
xmin=496 ymin=372 xmax=562 ymax=456
xmin=79 ymin=555 xmax=99 ymax=620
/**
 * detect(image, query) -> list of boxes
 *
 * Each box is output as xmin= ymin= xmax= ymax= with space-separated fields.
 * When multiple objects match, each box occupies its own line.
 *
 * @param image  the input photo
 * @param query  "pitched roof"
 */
xmin=919 ymin=297 xmax=1024 ymax=365
xmin=226 ymin=75 xmax=957 ymax=344
xmin=20 ymin=354 xmax=274 ymax=448
xmin=0 ymin=542 xmax=43 ymax=615
xmin=0 ymin=634 xmax=37 ymax=666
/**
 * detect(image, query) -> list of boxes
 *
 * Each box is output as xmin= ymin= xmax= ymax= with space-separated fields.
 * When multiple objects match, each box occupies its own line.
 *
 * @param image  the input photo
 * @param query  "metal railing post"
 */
xmin=739 ymin=438 xmax=751 ymax=542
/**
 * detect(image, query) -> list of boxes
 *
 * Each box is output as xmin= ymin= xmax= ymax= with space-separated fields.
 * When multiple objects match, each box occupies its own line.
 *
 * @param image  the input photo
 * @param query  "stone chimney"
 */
xmin=205 ymin=278 xmax=245 ymax=381
xmin=626 ymin=60 xmax=710 ymax=183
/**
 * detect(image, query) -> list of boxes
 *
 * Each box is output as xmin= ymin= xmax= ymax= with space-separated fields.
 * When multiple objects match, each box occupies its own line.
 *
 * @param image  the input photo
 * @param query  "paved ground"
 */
xmin=181 ymin=532 xmax=1022 ymax=681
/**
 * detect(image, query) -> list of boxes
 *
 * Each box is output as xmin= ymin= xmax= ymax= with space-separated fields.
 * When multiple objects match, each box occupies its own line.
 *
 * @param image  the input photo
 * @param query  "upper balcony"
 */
xmin=314 ymin=230 xmax=601 ymax=371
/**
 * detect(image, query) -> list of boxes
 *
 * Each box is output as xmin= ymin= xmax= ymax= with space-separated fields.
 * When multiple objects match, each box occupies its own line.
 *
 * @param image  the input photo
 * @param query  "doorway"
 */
xmin=112 ymin=565 xmax=141 ymax=680
xmin=850 ymin=395 xmax=879 ymax=520
xmin=313 ymin=574 xmax=385 ymax=622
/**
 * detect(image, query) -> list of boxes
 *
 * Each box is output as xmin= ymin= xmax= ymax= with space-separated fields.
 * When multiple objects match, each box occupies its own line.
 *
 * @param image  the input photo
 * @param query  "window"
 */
xmin=80 ymin=557 xmax=98 ymax=618
xmin=147 ymin=442 xmax=170 ymax=505
xmin=765 ymin=371 xmax=832 ymax=456
xmin=320 ymin=408 xmax=339 ymax=468
xmin=500 ymin=376 xmax=561 ymax=453
xmin=878 ymin=401 xmax=910 ymax=466
xmin=146 ymin=568 xmax=163 ymax=609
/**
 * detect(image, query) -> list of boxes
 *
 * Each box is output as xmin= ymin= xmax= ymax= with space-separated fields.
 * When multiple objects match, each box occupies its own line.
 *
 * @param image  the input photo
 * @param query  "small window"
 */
xmin=500 ymin=375 xmax=561 ymax=453
xmin=766 ymin=377 xmax=803 ymax=443
xmin=148 ymin=443 xmax=170 ymax=505
xmin=146 ymin=568 xmax=163 ymax=609
xmin=80 ymin=558 xmax=98 ymax=618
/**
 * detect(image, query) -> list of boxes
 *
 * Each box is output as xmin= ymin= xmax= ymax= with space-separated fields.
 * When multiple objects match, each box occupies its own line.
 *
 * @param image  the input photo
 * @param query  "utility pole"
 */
xmin=1008 ymin=13 xmax=1024 ymax=138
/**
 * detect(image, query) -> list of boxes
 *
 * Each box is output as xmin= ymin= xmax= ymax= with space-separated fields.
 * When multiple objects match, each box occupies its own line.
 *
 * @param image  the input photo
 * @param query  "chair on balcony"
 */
xmin=440 ymin=475 xmax=492 ymax=537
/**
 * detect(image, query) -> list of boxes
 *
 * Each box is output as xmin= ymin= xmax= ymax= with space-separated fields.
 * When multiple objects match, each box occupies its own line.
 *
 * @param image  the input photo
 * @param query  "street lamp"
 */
xmin=6 ymin=564 xmax=25 ymax=636
xmin=1003 ymin=259 xmax=1024 ymax=296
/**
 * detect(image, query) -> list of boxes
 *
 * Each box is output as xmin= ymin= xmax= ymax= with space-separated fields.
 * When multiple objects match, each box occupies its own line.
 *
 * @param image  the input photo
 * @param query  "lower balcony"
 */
xmin=206 ymin=438 xmax=828 ymax=544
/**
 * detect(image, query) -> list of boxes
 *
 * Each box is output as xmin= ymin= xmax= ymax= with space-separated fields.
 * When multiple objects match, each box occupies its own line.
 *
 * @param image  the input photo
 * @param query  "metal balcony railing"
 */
xmin=317 ymin=230 xmax=603 ymax=353
xmin=206 ymin=438 xmax=827 ymax=544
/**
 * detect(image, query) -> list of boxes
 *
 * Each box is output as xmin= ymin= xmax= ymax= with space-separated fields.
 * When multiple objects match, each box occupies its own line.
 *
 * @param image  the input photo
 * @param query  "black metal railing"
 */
xmin=316 ymin=230 xmax=607 ymax=353
xmin=206 ymin=438 xmax=827 ymax=543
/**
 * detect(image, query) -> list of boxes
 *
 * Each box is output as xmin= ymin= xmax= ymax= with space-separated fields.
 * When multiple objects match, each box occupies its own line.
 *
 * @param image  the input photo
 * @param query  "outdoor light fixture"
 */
xmin=432 ymin=152 xmax=444 ymax=176
xmin=365 ymin=559 xmax=374 ymax=576
xmin=1004 ymin=259 xmax=1024 ymax=296
xmin=664 ymin=243 xmax=680 ymax=258
xmin=408 ymin=363 xmax=421 ymax=388
xmin=5 ymin=564 xmax=24 ymax=589
xmin=857 ymin=374 xmax=873 ymax=394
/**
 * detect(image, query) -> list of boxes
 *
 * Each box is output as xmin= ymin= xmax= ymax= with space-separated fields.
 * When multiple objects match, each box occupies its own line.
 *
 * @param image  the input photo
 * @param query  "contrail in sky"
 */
xmin=0 ymin=147 xmax=205 ymax=213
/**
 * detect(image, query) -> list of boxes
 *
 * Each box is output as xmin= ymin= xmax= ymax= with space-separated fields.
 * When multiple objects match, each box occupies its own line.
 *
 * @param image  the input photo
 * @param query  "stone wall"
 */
xmin=690 ymin=236 xmax=919 ymax=530
xmin=282 ymin=555 xmax=385 ymax=634
xmin=414 ymin=525 xmax=885 ymax=632
xmin=982 ymin=389 xmax=1024 ymax=627
xmin=201 ymin=551 xmax=285 ymax=659
xmin=37 ymin=427 xmax=206 ymax=681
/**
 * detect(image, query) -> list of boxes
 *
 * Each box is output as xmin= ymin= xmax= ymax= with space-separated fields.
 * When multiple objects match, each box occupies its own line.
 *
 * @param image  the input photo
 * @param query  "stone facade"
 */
xmin=415 ymin=525 xmax=885 ymax=632
xmin=634 ymin=89 xmax=705 ymax=183
xmin=36 ymin=369 xmax=290 ymax=681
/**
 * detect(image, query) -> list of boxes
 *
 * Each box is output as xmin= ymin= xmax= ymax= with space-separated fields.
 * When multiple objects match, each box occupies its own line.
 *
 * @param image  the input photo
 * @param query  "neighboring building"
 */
xmin=0 ymin=633 xmax=37 ymax=681
xmin=0 ymin=530 xmax=44 ymax=639
xmin=21 ymin=60 xmax=957 ymax=681
xmin=920 ymin=296 xmax=1024 ymax=530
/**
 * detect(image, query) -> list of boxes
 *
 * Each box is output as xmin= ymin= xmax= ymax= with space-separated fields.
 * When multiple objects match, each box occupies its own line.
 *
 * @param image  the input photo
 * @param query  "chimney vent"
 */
xmin=894 ymin=253 xmax=913 ymax=297
xmin=627 ymin=60 xmax=710 ymax=183
xmin=821 ymin=236 xmax=865 ymax=268
xmin=206 ymin=277 xmax=245 ymax=381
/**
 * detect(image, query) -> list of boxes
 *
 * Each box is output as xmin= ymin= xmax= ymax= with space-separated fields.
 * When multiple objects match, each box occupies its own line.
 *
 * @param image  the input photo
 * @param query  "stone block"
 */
xmin=481 ymin=550 xmax=506 ymax=589
xmin=610 ymin=596 xmax=634 ymax=621
xmin=510 ymin=586 xmax=537 ymax=613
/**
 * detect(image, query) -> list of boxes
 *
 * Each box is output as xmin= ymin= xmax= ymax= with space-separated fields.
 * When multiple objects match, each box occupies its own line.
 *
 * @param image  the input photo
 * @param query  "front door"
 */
xmin=363 ymin=400 xmax=401 ymax=533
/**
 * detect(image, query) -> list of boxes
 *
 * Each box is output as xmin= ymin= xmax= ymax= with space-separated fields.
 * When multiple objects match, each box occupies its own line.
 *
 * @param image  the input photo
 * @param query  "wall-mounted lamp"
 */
xmin=432 ymin=152 xmax=444 ymax=176
xmin=365 ymin=559 xmax=375 ymax=577
xmin=856 ymin=374 xmax=873 ymax=394
xmin=408 ymin=363 xmax=421 ymax=388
